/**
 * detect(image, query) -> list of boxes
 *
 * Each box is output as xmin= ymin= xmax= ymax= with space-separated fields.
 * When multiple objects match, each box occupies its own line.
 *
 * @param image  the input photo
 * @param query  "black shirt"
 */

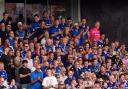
xmin=19 ymin=67 xmax=31 ymax=84
xmin=96 ymin=72 xmax=109 ymax=80
xmin=36 ymin=28 xmax=46 ymax=42
xmin=0 ymin=30 xmax=7 ymax=44
xmin=0 ymin=54 xmax=10 ymax=70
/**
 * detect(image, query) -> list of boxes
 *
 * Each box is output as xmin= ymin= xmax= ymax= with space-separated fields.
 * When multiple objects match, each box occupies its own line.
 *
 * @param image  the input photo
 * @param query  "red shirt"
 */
xmin=89 ymin=27 xmax=100 ymax=42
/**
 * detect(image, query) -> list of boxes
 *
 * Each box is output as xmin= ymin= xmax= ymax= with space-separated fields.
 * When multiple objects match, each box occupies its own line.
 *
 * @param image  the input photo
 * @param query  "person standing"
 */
xmin=36 ymin=20 xmax=47 ymax=42
xmin=0 ymin=12 xmax=9 ymax=24
xmin=89 ymin=21 xmax=101 ymax=43
xmin=25 ymin=50 xmax=33 ymax=70
xmin=0 ymin=47 xmax=10 ymax=70
xmin=31 ymin=65 xmax=43 ymax=89
xmin=0 ymin=62 xmax=8 ymax=87
xmin=0 ymin=47 xmax=10 ymax=81
xmin=42 ymin=68 xmax=58 ymax=89
xmin=19 ymin=60 xmax=31 ymax=89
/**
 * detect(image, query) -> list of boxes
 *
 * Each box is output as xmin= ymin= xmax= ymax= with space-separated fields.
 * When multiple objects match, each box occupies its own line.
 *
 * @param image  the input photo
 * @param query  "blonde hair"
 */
xmin=0 ymin=62 xmax=4 ymax=70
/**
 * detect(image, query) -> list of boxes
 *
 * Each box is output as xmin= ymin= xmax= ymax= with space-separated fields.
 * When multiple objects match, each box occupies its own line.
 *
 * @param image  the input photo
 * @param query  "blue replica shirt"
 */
xmin=64 ymin=76 xmax=76 ymax=85
xmin=9 ymin=86 xmax=16 ymax=89
xmin=64 ymin=61 xmax=71 ymax=69
xmin=0 ymin=46 xmax=3 ymax=57
xmin=80 ymin=37 xmax=86 ymax=46
xmin=102 ymin=51 xmax=109 ymax=59
xmin=71 ymin=29 xmax=80 ymax=37
xmin=50 ymin=26 xmax=62 ymax=38
xmin=31 ymin=22 xmax=40 ymax=30
xmin=41 ymin=66 xmax=47 ymax=73
xmin=82 ymin=67 xmax=91 ymax=73
xmin=60 ymin=44 xmax=69 ymax=55
xmin=45 ymin=45 xmax=54 ymax=52
xmin=77 ymin=37 xmax=82 ymax=46
xmin=91 ymin=64 xmax=100 ymax=73
xmin=16 ymin=30 xmax=25 ymax=39
xmin=47 ymin=59 xmax=54 ymax=65
xmin=80 ymin=25 xmax=88 ymax=44
xmin=31 ymin=71 xmax=43 ymax=89
xmin=107 ymin=82 xmax=116 ymax=89
xmin=0 ymin=46 xmax=3 ymax=53
xmin=40 ymin=66 xmax=47 ymax=78
xmin=125 ymin=82 xmax=128 ymax=89
xmin=27 ymin=27 xmax=35 ymax=34
xmin=59 ymin=23 xmax=66 ymax=30
xmin=73 ymin=68 xmax=82 ymax=79
xmin=97 ymin=40 xmax=104 ymax=47
xmin=0 ymin=70 xmax=7 ymax=80
xmin=55 ymin=44 xmax=63 ymax=52
xmin=44 ymin=19 xmax=50 ymax=27
xmin=88 ymin=53 xmax=93 ymax=59
xmin=39 ymin=58 xmax=43 ymax=64
xmin=80 ymin=25 xmax=87 ymax=30
xmin=31 ymin=51 xmax=36 ymax=59
xmin=54 ymin=67 xmax=61 ymax=76
xmin=21 ymin=51 xmax=26 ymax=60
xmin=8 ymin=37 xmax=14 ymax=46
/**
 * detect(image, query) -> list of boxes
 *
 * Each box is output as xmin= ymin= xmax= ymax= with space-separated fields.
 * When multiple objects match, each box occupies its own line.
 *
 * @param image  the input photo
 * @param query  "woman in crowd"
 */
xmin=0 ymin=11 xmax=128 ymax=89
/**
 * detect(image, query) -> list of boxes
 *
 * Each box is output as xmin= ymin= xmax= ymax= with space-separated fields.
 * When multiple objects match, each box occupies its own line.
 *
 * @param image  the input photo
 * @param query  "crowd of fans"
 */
xmin=0 ymin=11 xmax=128 ymax=89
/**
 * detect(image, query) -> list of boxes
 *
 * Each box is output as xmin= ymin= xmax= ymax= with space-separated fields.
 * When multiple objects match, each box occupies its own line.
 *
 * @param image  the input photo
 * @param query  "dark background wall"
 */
xmin=81 ymin=0 xmax=128 ymax=43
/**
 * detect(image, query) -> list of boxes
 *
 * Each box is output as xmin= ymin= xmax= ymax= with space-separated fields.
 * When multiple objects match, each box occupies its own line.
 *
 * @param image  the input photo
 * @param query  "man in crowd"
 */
xmin=0 ymin=11 xmax=127 ymax=89
xmin=19 ymin=60 xmax=31 ymax=89
xmin=42 ymin=68 xmax=58 ymax=89
xmin=89 ymin=21 xmax=101 ymax=43
xmin=25 ymin=50 xmax=33 ymax=70
xmin=31 ymin=65 xmax=43 ymax=89
xmin=0 ymin=12 xmax=9 ymax=24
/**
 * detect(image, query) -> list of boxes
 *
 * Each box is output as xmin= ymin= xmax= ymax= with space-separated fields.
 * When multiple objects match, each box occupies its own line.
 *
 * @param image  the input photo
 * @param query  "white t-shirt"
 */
xmin=42 ymin=76 xmax=58 ymax=89
xmin=26 ymin=58 xmax=33 ymax=69
xmin=59 ymin=75 xmax=67 ymax=83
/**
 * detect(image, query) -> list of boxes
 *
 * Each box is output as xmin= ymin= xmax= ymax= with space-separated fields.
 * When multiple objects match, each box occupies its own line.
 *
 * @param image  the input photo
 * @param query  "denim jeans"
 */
xmin=20 ymin=84 xmax=30 ymax=89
